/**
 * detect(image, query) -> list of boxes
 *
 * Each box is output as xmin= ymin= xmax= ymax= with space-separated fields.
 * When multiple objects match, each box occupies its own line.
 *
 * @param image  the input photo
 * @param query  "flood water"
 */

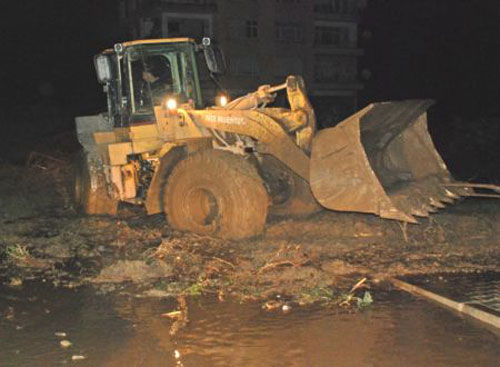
xmin=1 ymin=280 xmax=500 ymax=367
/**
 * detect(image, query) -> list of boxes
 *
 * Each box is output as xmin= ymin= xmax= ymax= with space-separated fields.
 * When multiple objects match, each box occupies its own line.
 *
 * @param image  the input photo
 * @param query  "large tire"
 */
xmin=73 ymin=151 xmax=118 ymax=216
xmin=260 ymin=156 xmax=322 ymax=217
xmin=163 ymin=150 xmax=269 ymax=239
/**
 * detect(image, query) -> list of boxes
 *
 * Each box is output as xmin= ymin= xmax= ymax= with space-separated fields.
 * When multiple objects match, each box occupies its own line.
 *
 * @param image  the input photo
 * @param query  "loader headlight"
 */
xmin=166 ymin=98 xmax=177 ymax=110
xmin=218 ymin=95 xmax=228 ymax=107
xmin=216 ymin=93 xmax=229 ymax=107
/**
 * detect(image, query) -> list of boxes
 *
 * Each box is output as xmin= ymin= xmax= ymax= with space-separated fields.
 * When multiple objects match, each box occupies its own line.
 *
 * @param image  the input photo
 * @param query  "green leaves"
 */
xmin=357 ymin=291 xmax=373 ymax=308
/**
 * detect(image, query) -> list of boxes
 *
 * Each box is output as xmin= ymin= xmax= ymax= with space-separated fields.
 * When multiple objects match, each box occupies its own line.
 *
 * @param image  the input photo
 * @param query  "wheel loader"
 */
xmin=74 ymin=37 xmax=500 ymax=239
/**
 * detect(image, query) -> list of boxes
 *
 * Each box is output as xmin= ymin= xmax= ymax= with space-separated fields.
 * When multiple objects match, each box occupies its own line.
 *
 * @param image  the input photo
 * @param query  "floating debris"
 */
xmin=8 ymin=278 xmax=23 ymax=287
xmin=60 ymin=340 xmax=72 ymax=348
xmin=263 ymin=300 xmax=283 ymax=311
xmin=161 ymin=310 xmax=182 ymax=319
xmin=26 ymin=151 xmax=68 ymax=170
xmin=168 ymin=296 xmax=189 ymax=336
xmin=339 ymin=278 xmax=373 ymax=308
xmin=282 ymin=304 xmax=291 ymax=312
xmin=357 ymin=291 xmax=373 ymax=308
xmin=4 ymin=306 xmax=15 ymax=320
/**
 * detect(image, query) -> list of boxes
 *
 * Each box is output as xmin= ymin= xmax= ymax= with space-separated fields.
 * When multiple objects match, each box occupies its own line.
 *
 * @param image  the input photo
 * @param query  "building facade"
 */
xmin=119 ymin=0 xmax=366 ymax=125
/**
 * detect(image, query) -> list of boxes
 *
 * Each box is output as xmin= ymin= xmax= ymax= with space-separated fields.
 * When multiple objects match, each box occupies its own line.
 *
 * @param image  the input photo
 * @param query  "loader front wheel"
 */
xmin=163 ymin=150 xmax=269 ymax=239
xmin=72 ymin=151 xmax=118 ymax=216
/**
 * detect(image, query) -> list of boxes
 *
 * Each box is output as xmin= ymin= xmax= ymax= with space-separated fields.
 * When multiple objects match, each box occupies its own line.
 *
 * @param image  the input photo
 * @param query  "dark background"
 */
xmin=361 ymin=0 xmax=500 ymax=181
xmin=1 ymin=0 xmax=500 ymax=181
xmin=1 ymin=0 xmax=119 ymax=116
xmin=362 ymin=0 xmax=500 ymax=119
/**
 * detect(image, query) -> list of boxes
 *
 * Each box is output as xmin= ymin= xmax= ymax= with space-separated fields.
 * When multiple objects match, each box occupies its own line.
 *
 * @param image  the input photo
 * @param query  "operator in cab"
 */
xmin=140 ymin=56 xmax=173 ymax=107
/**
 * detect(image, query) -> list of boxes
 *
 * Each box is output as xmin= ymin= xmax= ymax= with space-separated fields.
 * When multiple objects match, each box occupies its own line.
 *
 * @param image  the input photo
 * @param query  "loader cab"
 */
xmin=95 ymin=39 xmax=206 ymax=127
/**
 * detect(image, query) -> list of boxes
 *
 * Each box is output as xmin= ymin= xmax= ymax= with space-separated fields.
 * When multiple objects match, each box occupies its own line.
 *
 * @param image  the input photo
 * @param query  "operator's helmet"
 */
xmin=144 ymin=55 xmax=171 ymax=81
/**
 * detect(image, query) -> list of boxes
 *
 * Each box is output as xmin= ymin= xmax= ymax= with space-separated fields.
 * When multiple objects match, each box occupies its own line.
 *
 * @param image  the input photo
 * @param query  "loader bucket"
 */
xmin=310 ymin=99 xmax=467 ymax=223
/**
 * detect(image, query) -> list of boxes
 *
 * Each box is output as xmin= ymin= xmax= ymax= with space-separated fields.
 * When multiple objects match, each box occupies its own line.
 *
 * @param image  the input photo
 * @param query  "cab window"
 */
xmin=126 ymin=43 xmax=200 ymax=117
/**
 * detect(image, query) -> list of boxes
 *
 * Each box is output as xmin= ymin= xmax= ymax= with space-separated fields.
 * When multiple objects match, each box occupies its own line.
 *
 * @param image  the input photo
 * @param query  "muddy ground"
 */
xmin=1 ymin=161 xmax=500 ymax=309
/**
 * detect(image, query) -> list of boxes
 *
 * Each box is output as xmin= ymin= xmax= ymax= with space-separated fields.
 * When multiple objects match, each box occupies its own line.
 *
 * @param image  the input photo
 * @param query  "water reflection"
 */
xmin=104 ymin=291 xmax=500 ymax=367
xmin=1 ymin=282 xmax=500 ymax=367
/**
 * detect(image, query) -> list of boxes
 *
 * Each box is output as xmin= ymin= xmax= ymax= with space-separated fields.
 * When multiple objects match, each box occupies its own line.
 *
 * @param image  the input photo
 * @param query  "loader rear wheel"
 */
xmin=163 ymin=150 xmax=269 ymax=239
xmin=261 ymin=156 xmax=322 ymax=217
xmin=72 ymin=151 xmax=118 ymax=216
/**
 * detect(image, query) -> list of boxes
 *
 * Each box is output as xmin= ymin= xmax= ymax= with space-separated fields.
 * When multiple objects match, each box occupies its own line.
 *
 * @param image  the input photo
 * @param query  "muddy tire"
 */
xmin=73 ymin=151 xmax=118 ymax=216
xmin=261 ymin=156 xmax=322 ymax=217
xmin=163 ymin=150 xmax=269 ymax=239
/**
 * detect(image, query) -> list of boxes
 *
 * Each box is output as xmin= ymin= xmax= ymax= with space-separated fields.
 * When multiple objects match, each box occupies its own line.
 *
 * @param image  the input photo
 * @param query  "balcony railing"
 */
xmin=313 ymin=0 xmax=364 ymax=15
xmin=141 ymin=0 xmax=217 ymax=12
xmin=145 ymin=0 xmax=216 ymax=5
xmin=314 ymin=40 xmax=358 ymax=49
xmin=313 ymin=72 xmax=358 ymax=84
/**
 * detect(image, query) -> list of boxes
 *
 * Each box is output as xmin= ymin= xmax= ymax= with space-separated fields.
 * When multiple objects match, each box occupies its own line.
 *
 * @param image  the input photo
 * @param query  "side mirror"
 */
xmin=94 ymin=54 xmax=112 ymax=84
xmin=203 ymin=46 xmax=226 ymax=75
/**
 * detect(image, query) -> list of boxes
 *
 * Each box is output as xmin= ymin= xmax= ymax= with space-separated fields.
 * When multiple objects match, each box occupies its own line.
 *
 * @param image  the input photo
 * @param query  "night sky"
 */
xmin=362 ymin=0 xmax=500 ymax=120
xmin=2 ymin=0 xmax=120 ymax=115
xmin=2 ymin=0 xmax=500 ymax=179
